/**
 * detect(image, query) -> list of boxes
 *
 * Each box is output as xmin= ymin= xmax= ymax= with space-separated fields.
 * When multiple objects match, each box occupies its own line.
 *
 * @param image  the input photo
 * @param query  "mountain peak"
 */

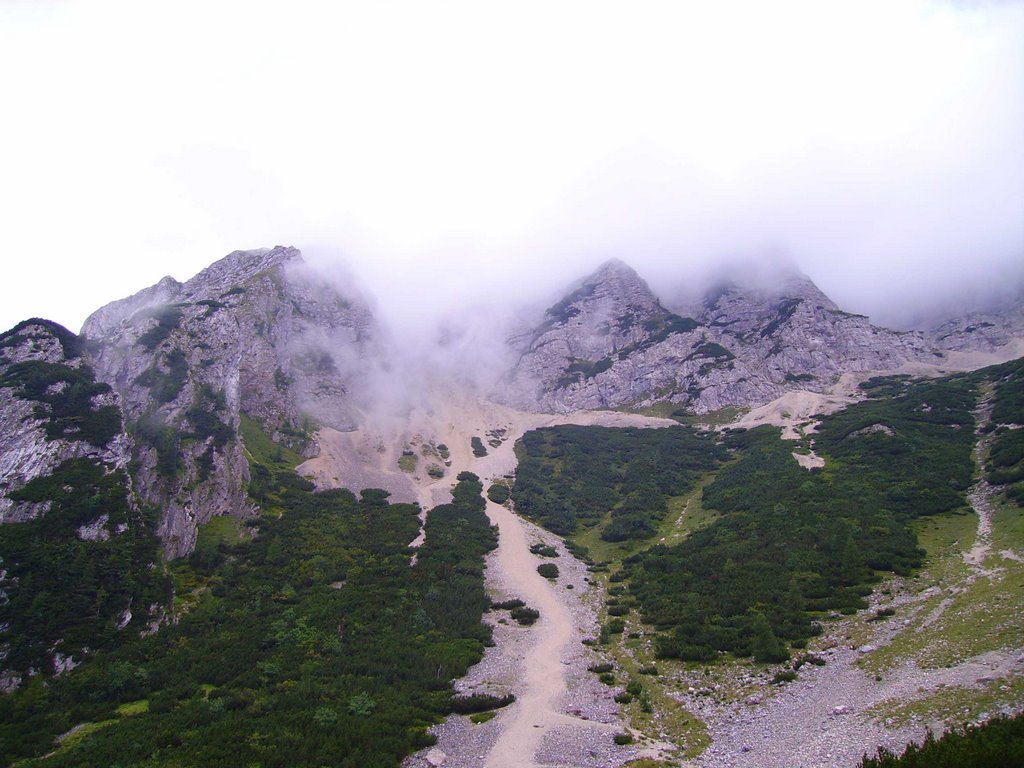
xmin=589 ymin=257 xmax=639 ymax=279
xmin=181 ymin=246 xmax=302 ymax=298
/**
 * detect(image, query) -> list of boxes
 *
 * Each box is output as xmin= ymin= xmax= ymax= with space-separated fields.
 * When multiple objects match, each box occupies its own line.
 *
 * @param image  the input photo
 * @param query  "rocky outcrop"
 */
xmin=499 ymin=261 xmax=940 ymax=413
xmin=0 ymin=319 xmax=132 ymax=525
xmin=80 ymin=246 xmax=375 ymax=558
xmin=930 ymin=297 xmax=1024 ymax=353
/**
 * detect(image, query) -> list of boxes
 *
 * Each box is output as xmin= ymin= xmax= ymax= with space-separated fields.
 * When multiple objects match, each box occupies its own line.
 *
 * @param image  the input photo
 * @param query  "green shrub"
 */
xmin=490 ymin=598 xmax=525 ymax=611
xmin=487 ymin=483 xmax=510 ymax=504
xmin=449 ymin=693 xmax=514 ymax=714
xmin=860 ymin=713 xmax=1024 ymax=767
xmin=613 ymin=733 xmax=634 ymax=745
xmin=136 ymin=305 xmax=182 ymax=350
xmin=529 ymin=542 xmax=558 ymax=557
xmin=471 ymin=436 xmax=488 ymax=457
xmin=536 ymin=563 xmax=559 ymax=580
xmin=0 ymin=360 xmax=122 ymax=447
xmin=510 ymin=606 xmax=540 ymax=625
xmin=772 ymin=670 xmax=798 ymax=684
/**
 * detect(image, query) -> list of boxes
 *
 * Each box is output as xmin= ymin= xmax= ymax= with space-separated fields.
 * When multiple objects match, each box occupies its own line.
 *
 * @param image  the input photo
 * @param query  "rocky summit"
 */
xmin=499 ymin=260 xmax=942 ymax=413
xmin=0 ymin=247 xmax=375 ymax=559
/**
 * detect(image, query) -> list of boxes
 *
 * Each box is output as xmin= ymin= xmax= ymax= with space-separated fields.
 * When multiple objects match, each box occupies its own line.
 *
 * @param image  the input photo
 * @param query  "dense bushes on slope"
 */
xmin=513 ymin=425 xmax=725 ymax=540
xmin=0 ymin=459 xmax=169 ymax=677
xmin=513 ymin=375 xmax=979 ymax=662
xmin=859 ymin=713 xmax=1024 ymax=768
xmin=0 ymin=446 xmax=495 ymax=767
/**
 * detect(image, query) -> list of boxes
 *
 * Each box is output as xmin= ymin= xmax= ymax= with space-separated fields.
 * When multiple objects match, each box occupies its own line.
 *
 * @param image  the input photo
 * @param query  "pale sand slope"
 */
xmin=300 ymin=394 xmax=676 ymax=767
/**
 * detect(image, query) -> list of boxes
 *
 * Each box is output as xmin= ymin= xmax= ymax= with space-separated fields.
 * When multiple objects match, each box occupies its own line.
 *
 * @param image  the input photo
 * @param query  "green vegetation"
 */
xmin=0 ymin=359 xmax=121 ymax=447
xmin=555 ymin=313 xmax=701 ymax=388
xmin=528 ymin=542 xmax=558 ymax=557
xmin=536 ymin=563 xmax=559 ymax=580
xmin=0 ymin=458 xmax=169 ymax=679
xmin=487 ymin=482 xmax=510 ymax=504
xmin=449 ymin=693 xmax=514 ymax=714
xmin=136 ymin=305 xmax=183 ymax=351
xmin=183 ymin=385 xmax=233 ymax=480
xmin=471 ymin=436 xmax=488 ymax=457
xmin=134 ymin=348 xmax=189 ymax=404
xmin=615 ymin=313 xmax=699 ymax=360
xmin=626 ymin=376 xmax=977 ymax=661
xmin=0 ymin=318 xmax=83 ymax=359
xmin=987 ymin=358 xmax=1024 ymax=504
xmin=514 ymin=375 xmax=979 ymax=663
xmin=398 ymin=449 xmax=418 ymax=473
xmin=0 ymin=452 xmax=496 ymax=768
xmin=540 ymin=283 xmax=594 ymax=329
xmin=859 ymin=713 xmax=1024 ymax=768
xmin=684 ymin=341 xmax=734 ymax=362
xmin=132 ymin=413 xmax=181 ymax=477
xmin=510 ymin=606 xmax=540 ymax=625
xmin=239 ymin=413 xmax=304 ymax=470
xmin=760 ymin=298 xmax=802 ymax=338
xmin=513 ymin=425 xmax=725 ymax=541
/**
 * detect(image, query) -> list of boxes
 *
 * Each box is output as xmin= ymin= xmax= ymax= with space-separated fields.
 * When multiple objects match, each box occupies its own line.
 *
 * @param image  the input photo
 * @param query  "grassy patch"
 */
xmin=193 ymin=516 xmax=243 ymax=560
xmin=867 ymin=674 xmax=1024 ymax=728
xmin=602 ymin=617 xmax=711 ymax=759
xmin=660 ymin=474 xmax=721 ymax=547
xmin=398 ymin=451 xmax=418 ymax=473
xmin=115 ymin=699 xmax=150 ymax=716
xmin=239 ymin=414 xmax=304 ymax=470
xmin=860 ymin=507 xmax=1024 ymax=674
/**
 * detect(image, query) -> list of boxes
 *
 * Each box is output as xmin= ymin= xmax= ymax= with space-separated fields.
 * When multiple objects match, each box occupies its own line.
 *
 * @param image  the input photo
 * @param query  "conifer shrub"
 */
xmin=487 ymin=483 xmax=510 ymax=504
xmin=490 ymin=598 xmax=525 ymax=611
xmin=449 ymin=693 xmax=514 ymax=714
xmin=510 ymin=606 xmax=540 ymax=625
xmin=536 ymin=563 xmax=559 ymax=580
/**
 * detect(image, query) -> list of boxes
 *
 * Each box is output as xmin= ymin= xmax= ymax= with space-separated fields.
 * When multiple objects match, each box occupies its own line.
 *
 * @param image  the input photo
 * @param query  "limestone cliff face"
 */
xmin=930 ymin=298 xmax=1024 ymax=353
xmin=80 ymin=246 xmax=374 ymax=557
xmin=0 ymin=320 xmax=132 ymax=525
xmin=500 ymin=261 xmax=939 ymax=413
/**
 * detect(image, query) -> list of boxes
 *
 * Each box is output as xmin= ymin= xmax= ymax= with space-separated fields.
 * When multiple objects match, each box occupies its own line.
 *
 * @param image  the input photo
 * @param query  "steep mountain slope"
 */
xmin=0 ymin=320 xmax=130 ymax=524
xmin=931 ymin=296 xmax=1024 ymax=354
xmin=500 ymin=260 xmax=939 ymax=413
xmin=79 ymin=246 xmax=375 ymax=557
xmin=0 ymin=320 xmax=166 ymax=687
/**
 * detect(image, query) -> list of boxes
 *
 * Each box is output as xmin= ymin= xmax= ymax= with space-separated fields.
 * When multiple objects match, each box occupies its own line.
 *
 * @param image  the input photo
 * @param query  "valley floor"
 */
xmin=301 ymin=388 xmax=1023 ymax=768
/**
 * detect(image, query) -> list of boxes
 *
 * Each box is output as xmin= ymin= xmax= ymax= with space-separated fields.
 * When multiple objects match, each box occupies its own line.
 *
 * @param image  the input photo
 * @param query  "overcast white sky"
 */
xmin=1 ymin=0 xmax=1022 ymax=335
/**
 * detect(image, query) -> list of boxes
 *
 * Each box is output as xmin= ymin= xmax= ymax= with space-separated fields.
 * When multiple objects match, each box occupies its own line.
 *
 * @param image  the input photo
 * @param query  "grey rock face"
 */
xmin=0 ymin=321 xmax=132 ymax=525
xmin=930 ymin=299 xmax=1024 ymax=353
xmin=500 ymin=261 xmax=940 ymax=413
xmin=81 ymin=246 xmax=374 ymax=558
